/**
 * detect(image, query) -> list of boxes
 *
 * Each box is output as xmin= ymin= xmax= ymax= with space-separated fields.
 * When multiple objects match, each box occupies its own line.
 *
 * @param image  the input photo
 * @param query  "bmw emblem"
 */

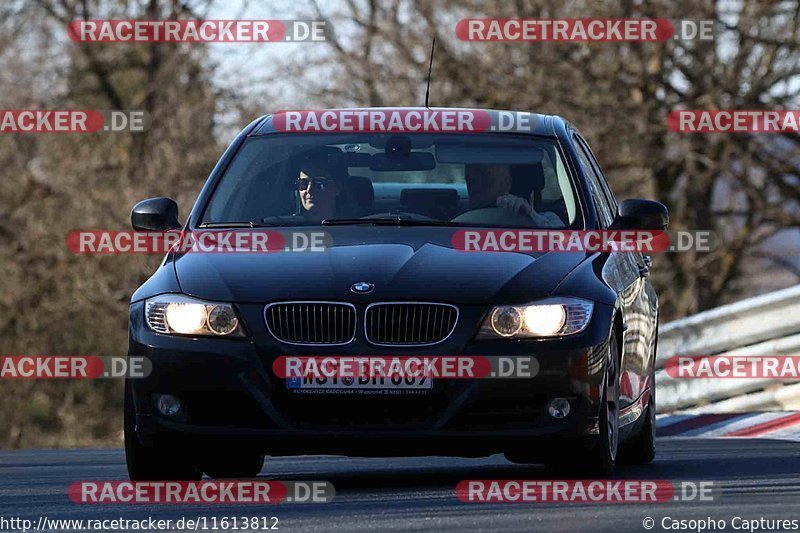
xmin=350 ymin=281 xmax=374 ymax=294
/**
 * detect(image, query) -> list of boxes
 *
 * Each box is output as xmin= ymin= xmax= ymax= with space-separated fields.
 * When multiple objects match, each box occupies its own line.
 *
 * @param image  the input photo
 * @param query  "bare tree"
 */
xmin=282 ymin=0 xmax=800 ymax=319
xmin=0 ymin=0 xmax=222 ymax=448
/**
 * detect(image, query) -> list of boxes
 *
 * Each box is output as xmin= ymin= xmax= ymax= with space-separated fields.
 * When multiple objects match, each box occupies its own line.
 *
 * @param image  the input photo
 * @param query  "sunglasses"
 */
xmin=297 ymin=177 xmax=334 ymax=191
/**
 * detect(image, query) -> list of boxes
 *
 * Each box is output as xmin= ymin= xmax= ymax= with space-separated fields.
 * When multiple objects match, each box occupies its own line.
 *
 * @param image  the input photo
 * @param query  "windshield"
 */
xmin=200 ymin=133 xmax=580 ymax=228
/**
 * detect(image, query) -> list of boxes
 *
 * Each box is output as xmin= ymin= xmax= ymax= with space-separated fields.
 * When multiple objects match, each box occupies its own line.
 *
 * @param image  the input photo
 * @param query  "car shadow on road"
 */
xmin=254 ymin=438 xmax=800 ymax=491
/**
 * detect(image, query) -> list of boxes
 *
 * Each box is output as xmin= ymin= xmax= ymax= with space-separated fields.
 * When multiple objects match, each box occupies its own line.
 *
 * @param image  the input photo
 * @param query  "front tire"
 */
xmin=619 ymin=364 xmax=656 ymax=465
xmin=544 ymin=332 xmax=620 ymax=475
xmin=510 ymin=332 xmax=620 ymax=474
xmin=124 ymin=381 xmax=202 ymax=481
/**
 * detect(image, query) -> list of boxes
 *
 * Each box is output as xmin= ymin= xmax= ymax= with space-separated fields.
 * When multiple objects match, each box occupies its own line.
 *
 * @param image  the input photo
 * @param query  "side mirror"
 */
xmin=612 ymin=199 xmax=669 ymax=230
xmin=131 ymin=197 xmax=181 ymax=231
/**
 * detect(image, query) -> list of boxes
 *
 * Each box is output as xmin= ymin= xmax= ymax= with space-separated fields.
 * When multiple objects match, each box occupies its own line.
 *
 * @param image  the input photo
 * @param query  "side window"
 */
xmin=577 ymin=136 xmax=618 ymax=213
xmin=573 ymin=135 xmax=615 ymax=227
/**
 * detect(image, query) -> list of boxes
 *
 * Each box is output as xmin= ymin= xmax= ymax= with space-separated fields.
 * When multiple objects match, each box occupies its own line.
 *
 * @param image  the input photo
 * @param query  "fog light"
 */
xmin=155 ymin=394 xmax=182 ymax=417
xmin=547 ymin=398 xmax=571 ymax=419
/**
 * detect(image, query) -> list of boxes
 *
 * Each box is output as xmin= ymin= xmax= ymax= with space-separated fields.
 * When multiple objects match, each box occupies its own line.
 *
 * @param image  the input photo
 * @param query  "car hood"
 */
xmin=173 ymin=229 xmax=587 ymax=304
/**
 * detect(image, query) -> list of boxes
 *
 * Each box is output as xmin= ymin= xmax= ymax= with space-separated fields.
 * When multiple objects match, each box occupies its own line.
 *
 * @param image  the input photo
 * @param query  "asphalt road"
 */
xmin=2 ymin=438 xmax=800 ymax=532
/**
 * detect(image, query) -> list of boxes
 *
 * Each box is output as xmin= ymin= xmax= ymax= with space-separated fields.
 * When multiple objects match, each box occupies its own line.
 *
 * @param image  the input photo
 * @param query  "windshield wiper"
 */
xmin=198 ymin=221 xmax=275 ymax=228
xmin=321 ymin=217 xmax=459 ymax=227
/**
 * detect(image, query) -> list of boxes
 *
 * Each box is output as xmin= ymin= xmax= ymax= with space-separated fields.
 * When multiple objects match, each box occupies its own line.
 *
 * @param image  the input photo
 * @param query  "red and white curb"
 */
xmin=657 ymin=411 xmax=800 ymax=440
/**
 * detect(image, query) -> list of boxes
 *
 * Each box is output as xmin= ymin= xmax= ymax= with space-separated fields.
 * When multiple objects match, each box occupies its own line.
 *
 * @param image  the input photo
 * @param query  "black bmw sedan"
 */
xmin=125 ymin=108 xmax=667 ymax=480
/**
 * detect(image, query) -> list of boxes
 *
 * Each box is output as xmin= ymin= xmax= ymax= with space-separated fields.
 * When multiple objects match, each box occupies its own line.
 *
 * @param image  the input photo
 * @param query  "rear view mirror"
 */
xmin=131 ymin=197 xmax=181 ymax=231
xmin=612 ymin=199 xmax=669 ymax=230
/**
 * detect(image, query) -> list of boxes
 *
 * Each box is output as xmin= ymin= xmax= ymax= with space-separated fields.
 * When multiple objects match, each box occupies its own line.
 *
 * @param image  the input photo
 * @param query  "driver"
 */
xmin=464 ymin=163 xmax=561 ymax=227
xmin=296 ymin=156 xmax=342 ymax=221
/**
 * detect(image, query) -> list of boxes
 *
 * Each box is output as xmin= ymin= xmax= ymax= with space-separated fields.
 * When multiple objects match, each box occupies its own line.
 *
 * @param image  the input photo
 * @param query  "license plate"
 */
xmin=286 ymin=376 xmax=432 ymax=394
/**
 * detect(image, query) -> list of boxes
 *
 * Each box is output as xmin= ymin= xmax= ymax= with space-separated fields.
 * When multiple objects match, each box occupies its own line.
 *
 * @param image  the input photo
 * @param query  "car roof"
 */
xmin=250 ymin=107 xmax=561 ymax=137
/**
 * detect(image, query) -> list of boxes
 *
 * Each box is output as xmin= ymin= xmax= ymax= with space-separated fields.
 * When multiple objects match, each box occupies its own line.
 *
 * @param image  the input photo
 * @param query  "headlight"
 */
xmin=145 ymin=294 xmax=244 ymax=337
xmin=477 ymin=297 xmax=593 ymax=339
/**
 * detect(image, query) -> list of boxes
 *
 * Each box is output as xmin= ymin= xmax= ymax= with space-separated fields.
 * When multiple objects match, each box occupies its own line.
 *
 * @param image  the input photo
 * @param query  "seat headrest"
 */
xmin=337 ymin=176 xmax=374 ymax=217
xmin=509 ymin=163 xmax=545 ymax=199
xmin=345 ymin=176 xmax=375 ymax=206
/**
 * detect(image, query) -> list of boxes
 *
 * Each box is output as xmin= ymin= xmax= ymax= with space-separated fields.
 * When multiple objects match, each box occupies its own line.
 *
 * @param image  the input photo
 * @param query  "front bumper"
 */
xmin=128 ymin=300 xmax=612 ymax=457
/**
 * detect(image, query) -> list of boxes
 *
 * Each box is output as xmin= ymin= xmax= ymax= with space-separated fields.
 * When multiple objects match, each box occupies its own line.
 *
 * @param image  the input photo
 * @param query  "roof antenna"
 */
xmin=424 ymin=37 xmax=436 ymax=108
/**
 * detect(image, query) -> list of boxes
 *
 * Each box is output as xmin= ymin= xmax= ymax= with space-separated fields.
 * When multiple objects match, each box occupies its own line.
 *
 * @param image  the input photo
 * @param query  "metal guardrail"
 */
xmin=655 ymin=284 xmax=800 ymax=413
